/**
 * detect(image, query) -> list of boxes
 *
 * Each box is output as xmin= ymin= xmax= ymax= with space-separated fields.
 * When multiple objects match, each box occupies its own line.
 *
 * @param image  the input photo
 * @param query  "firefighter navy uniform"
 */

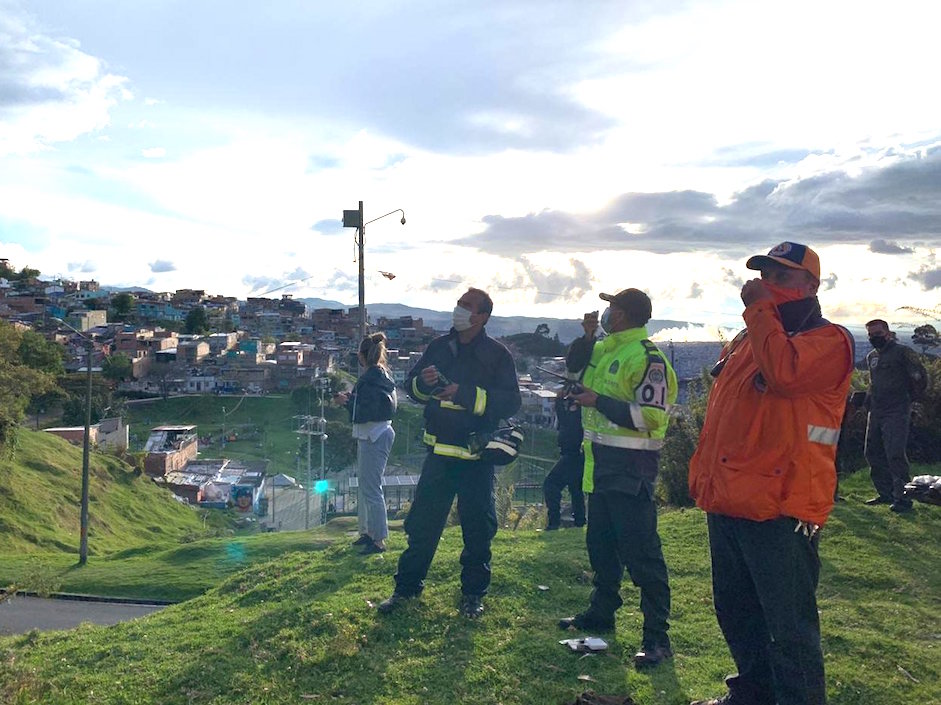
xmin=393 ymin=327 xmax=521 ymax=599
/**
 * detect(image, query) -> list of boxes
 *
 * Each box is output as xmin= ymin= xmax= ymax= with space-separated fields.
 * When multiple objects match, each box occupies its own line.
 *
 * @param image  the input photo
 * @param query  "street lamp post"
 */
xmin=342 ymin=202 xmax=406 ymax=346
xmin=54 ymin=317 xmax=94 ymax=565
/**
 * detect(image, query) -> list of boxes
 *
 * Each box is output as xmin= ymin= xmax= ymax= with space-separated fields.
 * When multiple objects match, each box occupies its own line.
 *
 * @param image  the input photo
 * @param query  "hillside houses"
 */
xmin=0 ymin=263 xmax=375 ymax=395
xmin=3 ymin=260 xmax=621 ymax=429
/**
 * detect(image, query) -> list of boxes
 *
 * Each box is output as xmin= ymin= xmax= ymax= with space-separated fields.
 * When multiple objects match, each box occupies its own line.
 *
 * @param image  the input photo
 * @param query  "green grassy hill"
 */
xmin=0 ymin=430 xmax=217 ymax=557
xmin=1 ymin=470 xmax=938 ymax=705
xmin=123 ymin=394 xmax=561 ymax=476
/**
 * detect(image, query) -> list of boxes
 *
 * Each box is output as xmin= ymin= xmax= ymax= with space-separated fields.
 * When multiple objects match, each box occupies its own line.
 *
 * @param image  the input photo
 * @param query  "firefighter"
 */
xmin=377 ymin=287 xmax=521 ymax=619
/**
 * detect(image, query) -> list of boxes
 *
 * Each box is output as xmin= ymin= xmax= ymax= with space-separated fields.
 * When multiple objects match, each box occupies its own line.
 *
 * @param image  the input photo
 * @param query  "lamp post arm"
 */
xmin=341 ymin=203 xmax=405 ymax=369
xmin=364 ymin=209 xmax=406 ymax=226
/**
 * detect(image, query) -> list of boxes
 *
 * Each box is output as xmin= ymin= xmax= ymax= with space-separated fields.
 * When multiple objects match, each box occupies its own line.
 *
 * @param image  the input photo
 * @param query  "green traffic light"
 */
xmin=314 ymin=479 xmax=329 ymax=494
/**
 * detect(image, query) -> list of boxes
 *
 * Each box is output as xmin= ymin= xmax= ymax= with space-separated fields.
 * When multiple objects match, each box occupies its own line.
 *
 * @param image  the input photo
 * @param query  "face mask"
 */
xmin=763 ymin=281 xmax=806 ymax=305
xmin=600 ymin=306 xmax=613 ymax=334
xmin=868 ymin=335 xmax=888 ymax=349
xmin=452 ymin=305 xmax=473 ymax=332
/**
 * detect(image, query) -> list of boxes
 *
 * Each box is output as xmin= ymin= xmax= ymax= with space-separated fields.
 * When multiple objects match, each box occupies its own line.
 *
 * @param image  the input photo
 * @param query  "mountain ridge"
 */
xmin=299 ymin=298 xmax=692 ymax=342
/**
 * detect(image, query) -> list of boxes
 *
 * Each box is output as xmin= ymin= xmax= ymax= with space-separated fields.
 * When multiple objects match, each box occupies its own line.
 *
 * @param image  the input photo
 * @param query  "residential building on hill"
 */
xmin=143 ymin=425 xmax=198 ymax=477
xmin=45 ymin=416 xmax=129 ymax=452
xmin=69 ymin=310 xmax=107 ymax=331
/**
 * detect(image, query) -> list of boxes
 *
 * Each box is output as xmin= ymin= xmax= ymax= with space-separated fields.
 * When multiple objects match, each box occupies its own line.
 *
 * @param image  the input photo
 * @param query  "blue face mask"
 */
xmin=600 ymin=306 xmax=612 ymax=334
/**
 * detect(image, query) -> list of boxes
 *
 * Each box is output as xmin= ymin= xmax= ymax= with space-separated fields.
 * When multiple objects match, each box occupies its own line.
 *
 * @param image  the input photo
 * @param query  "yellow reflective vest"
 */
xmin=581 ymin=327 xmax=678 ymax=492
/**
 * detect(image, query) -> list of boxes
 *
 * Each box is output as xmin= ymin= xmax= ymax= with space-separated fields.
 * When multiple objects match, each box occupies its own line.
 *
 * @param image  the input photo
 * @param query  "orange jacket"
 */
xmin=689 ymin=300 xmax=854 ymax=525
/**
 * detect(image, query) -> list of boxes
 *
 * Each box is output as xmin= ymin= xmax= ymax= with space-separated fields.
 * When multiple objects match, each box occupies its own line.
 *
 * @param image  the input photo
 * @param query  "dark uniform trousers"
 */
xmin=543 ymin=452 xmax=586 ymax=528
xmin=394 ymin=452 xmax=498 ymax=598
xmin=707 ymin=513 xmax=825 ymax=705
xmin=586 ymin=488 xmax=671 ymax=648
xmin=865 ymin=411 xmax=913 ymax=504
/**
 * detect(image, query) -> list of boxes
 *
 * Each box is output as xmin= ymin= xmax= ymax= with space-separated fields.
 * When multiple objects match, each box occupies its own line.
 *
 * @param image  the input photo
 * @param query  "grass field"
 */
xmin=1 ymin=464 xmax=938 ymax=705
xmin=0 ymin=430 xmax=226 ymax=557
xmin=123 ymin=393 xmax=559 ymax=475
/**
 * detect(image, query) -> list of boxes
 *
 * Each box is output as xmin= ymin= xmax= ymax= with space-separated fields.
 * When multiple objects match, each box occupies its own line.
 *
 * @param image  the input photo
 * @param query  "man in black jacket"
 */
xmin=862 ymin=319 xmax=927 ymax=513
xmin=543 ymin=312 xmax=597 ymax=530
xmin=378 ymin=288 xmax=521 ymax=618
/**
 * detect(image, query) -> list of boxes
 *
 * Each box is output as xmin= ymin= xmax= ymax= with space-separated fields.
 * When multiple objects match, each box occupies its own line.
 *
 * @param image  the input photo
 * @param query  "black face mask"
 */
xmin=868 ymin=335 xmax=888 ymax=349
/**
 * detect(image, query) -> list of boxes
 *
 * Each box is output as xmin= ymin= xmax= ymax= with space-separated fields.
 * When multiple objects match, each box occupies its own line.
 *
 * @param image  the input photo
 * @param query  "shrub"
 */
xmin=657 ymin=371 xmax=712 ymax=507
xmin=909 ymin=355 xmax=941 ymax=462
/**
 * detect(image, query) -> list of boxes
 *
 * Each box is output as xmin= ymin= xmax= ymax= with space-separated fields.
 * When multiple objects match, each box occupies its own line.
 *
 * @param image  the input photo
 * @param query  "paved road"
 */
xmin=0 ymin=596 xmax=165 ymax=635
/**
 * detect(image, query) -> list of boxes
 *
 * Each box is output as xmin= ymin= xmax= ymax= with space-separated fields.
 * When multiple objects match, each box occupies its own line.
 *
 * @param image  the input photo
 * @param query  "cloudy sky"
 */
xmin=2 ymin=0 xmax=940 ymax=336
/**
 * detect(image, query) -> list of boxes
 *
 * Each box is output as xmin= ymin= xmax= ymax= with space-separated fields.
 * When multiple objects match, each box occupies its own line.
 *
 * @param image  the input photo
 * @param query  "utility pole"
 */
xmin=306 ymin=417 xmax=312 ymax=530
xmin=341 ymin=201 xmax=406 ymax=365
xmin=271 ymin=467 xmax=277 ymax=530
xmin=318 ymin=376 xmax=328 ymax=525
xmin=53 ymin=317 xmax=94 ymax=566
xmin=357 ymin=200 xmax=365 ymax=345
xmin=295 ymin=381 xmax=328 ymax=529
xmin=79 ymin=338 xmax=93 ymax=565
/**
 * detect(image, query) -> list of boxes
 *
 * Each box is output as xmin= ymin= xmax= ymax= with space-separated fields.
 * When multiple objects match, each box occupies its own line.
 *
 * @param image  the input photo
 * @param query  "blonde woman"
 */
xmin=335 ymin=333 xmax=397 ymax=554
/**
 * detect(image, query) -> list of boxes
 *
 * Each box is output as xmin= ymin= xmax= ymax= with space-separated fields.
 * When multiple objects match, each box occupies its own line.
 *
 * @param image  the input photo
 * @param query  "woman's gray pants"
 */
xmin=357 ymin=427 xmax=394 ymax=541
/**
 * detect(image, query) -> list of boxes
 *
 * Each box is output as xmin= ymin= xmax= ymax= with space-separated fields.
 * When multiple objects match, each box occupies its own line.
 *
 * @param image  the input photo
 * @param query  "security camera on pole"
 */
xmin=342 ymin=202 xmax=406 ymax=362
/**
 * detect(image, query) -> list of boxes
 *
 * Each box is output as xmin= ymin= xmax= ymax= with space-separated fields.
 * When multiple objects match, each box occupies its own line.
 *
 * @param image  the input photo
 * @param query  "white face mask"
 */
xmin=452 ymin=305 xmax=474 ymax=332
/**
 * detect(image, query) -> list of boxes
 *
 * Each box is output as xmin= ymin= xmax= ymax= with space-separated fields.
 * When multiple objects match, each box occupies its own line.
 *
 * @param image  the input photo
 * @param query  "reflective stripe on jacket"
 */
xmin=688 ymin=300 xmax=854 ymax=525
xmin=581 ymin=327 xmax=678 ymax=493
xmin=406 ymin=327 xmax=521 ymax=460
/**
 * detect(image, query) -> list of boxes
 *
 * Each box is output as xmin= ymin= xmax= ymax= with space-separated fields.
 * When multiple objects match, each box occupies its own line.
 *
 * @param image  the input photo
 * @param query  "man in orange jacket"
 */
xmin=688 ymin=242 xmax=854 ymax=705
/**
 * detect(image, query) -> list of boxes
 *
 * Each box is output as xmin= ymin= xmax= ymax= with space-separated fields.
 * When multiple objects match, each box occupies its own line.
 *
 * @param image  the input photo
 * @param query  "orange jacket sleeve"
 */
xmin=743 ymin=301 xmax=854 ymax=397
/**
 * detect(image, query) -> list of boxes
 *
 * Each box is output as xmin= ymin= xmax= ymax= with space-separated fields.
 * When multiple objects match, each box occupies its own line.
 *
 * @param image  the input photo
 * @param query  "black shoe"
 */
xmin=864 ymin=496 xmax=892 ymax=505
xmin=377 ymin=593 xmax=411 ymax=614
xmin=352 ymin=535 xmax=371 ymax=546
xmin=890 ymin=502 xmax=913 ymax=513
xmin=360 ymin=542 xmax=386 ymax=555
xmin=558 ymin=611 xmax=615 ymax=632
xmin=545 ymin=524 xmax=560 ymax=531
xmin=459 ymin=594 xmax=484 ymax=619
xmin=633 ymin=643 xmax=673 ymax=668
xmin=572 ymin=521 xmax=586 ymax=528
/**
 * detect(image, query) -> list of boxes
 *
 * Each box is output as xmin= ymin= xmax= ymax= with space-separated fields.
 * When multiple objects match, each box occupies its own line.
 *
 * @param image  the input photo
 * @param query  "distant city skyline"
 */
xmin=2 ymin=0 xmax=940 ymax=330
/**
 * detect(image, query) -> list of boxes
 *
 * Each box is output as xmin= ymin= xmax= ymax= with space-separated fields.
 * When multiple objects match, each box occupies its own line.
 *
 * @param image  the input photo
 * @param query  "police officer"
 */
xmin=543 ymin=312 xmax=597 ymax=530
xmin=377 ymin=288 xmax=521 ymax=618
xmin=558 ymin=288 xmax=678 ymax=668
xmin=863 ymin=318 xmax=927 ymax=513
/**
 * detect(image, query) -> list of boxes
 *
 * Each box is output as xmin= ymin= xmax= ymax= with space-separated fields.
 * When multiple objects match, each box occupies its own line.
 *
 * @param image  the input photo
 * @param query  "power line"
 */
xmin=253 ymin=275 xmax=321 ymax=298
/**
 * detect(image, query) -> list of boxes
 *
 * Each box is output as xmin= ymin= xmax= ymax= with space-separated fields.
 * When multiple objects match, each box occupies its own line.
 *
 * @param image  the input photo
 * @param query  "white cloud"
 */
xmin=0 ymin=7 xmax=130 ymax=156
xmin=3 ymin=0 xmax=941 ymax=328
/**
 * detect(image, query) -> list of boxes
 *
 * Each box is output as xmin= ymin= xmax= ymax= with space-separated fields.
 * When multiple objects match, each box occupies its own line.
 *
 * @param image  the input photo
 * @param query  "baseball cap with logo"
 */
xmin=746 ymin=242 xmax=820 ymax=281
